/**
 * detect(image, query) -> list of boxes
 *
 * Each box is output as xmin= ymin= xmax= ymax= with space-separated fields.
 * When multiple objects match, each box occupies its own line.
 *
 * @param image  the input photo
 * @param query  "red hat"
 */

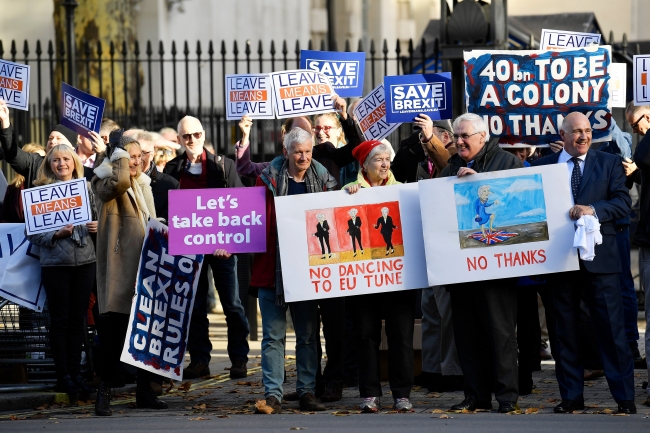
xmin=352 ymin=140 xmax=383 ymax=164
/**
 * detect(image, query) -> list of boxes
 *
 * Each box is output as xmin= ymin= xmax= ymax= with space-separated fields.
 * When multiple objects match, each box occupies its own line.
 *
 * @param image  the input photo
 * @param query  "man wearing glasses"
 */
xmin=533 ymin=112 xmax=635 ymax=414
xmin=164 ymin=116 xmax=248 ymax=380
xmin=622 ymin=102 xmax=650 ymax=408
xmin=438 ymin=113 xmax=523 ymax=414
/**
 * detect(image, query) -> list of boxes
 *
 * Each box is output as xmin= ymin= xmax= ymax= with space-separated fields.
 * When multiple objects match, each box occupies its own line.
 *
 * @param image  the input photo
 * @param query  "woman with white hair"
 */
xmin=344 ymin=140 xmax=414 ymax=413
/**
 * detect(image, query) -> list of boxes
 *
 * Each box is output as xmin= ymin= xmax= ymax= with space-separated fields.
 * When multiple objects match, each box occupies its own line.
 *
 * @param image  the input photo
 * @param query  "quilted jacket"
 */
xmin=27 ymin=182 xmax=97 ymax=267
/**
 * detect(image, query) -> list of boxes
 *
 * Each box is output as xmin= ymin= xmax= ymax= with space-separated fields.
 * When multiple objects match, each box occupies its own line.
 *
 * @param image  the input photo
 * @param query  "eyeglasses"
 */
xmin=452 ymin=132 xmax=481 ymax=142
xmin=631 ymin=114 xmax=647 ymax=132
xmin=181 ymin=131 xmax=203 ymax=141
xmin=313 ymin=126 xmax=334 ymax=134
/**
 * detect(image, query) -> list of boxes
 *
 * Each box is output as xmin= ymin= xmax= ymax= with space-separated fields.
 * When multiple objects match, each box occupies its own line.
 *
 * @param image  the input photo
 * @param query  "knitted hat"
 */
xmin=109 ymin=128 xmax=139 ymax=148
xmin=51 ymin=124 xmax=78 ymax=147
xmin=352 ymin=140 xmax=383 ymax=165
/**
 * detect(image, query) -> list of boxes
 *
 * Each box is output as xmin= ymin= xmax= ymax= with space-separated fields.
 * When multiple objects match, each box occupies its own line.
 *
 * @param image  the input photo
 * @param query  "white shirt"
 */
xmin=188 ymin=162 xmax=202 ymax=175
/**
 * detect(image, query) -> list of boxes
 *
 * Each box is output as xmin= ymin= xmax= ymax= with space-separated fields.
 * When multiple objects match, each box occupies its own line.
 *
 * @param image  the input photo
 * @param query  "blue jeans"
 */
xmin=615 ymin=226 xmax=639 ymax=344
xmin=187 ymin=255 xmax=250 ymax=365
xmin=258 ymin=287 xmax=319 ymax=400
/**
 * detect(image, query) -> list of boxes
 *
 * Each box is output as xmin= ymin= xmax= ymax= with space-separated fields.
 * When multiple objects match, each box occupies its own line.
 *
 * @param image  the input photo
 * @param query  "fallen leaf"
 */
xmin=546 ymin=398 xmax=559 ymax=403
xmin=118 ymin=411 xmax=124 ymax=414
xmin=217 ymin=415 xmax=231 ymax=418
xmin=34 ymin=404 xmax=50 ymax=410
xmin=237 ymin=381 xmax=253 ymax=386
xmin=525 ymin=408 xmax=539 ymax=414
xmin=601 ymin=409 xmax=614 ymax=414
xmin=193 ymin=404 xmax=207 ymax=410
xmin=289 ymin=428 xmax=307 ymax=430
xmin=189 ymin=417 xmax=211 ymax=421
xmin=474 ymin=409 xmax=490 ymax=413
xmin=75 ymin=415 xmax=91 ymax=418
xmin=227 ymin=390 xmax=240 ymax=394
xmin=255 ymin=400 xmax=274 ymax=414
xmin=431 ymin=409 xmax=445 ymax=414
xmin=179 ymin=382 xmax=192 ymax=392
xmin=439 ymin=414 xmax=450 ymax=419
xmin=427 ymin=393 xmax=441 ymax=398
xmin=612 ymin=413 xmax=629 ymax=417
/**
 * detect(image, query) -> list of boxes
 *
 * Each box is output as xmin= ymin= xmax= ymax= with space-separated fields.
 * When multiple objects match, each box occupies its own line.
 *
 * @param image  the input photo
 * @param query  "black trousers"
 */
xmin=349 ymin=290 xmax=415 ymax=399
xmin=350 ymin=233 xmax=363 ymax=253
xmin=382 ymin=233 xmax=393 ymax=250
xmin=516 ymin=285 xmax=542 ymax=373
xmin=449 ymin=281 xmax=518 ymax=404
xmin=41 ymin=263 xmax=95 ymax=378
xmin=540 ymin=269 xmax=634 ymax=402
xmin=315 ymin=297 xmax=346 ymax=389
xmin=318 ymin=235 xmax=331 ymax=255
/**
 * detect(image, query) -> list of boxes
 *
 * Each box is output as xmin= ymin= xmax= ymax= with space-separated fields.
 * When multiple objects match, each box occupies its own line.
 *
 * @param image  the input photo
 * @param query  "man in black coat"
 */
xmin=440 ymin=113 xmax=523 ymax=414
xmin=532 ymin=112 xmax=635 ymax=414
xmin=164 ymin=116 xmax=249 ymax=380
xmin=313 ymin=213 xmax=332 ymax=258
xmin=374 ymin=207 xmax=397 ymax=255
xmin=346 ymin=208 xmax=364 ymax=256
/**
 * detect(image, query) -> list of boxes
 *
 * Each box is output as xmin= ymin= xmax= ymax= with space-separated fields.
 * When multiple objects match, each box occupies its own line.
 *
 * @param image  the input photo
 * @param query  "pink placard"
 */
xmin=168 ymin=187 xmax=267 ymax=255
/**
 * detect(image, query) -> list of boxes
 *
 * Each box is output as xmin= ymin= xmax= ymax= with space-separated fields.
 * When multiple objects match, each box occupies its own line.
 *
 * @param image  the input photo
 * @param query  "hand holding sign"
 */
xmin=88 ymin=130 xmax=106 ymax=154
xmin=60 ymin=83 xmax=106 ymax=139
xmin=0 ymin=99 xmax=9 ymax=128
xmin=238 ymin=114 xmax=253 ymax=144
xmin=414 ymin=114 xmax=434 ymax=141
xmin=53 ymin=224 xmax=74 ymax=239
xmin=333 ymin=95 xmax=348 ymax=120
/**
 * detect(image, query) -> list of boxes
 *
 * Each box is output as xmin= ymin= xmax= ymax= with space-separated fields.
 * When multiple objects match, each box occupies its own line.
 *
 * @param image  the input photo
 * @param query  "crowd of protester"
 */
xmin=0 ymin=95 xmax=648 ymax=417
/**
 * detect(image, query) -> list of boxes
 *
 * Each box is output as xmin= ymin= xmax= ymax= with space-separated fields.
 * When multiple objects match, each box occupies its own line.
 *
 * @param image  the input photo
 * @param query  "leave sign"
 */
xmin=353 ymin=84 xmax=402 ymax=141
xmin=634 ymin=55 xmax=650 ymax=105
xmin=540 ymin=29 xmax=601 ymax=51
xmin=225 ymin=73 xmax=274 ymax=120
xmin=22 ymin=179 xmax=92 ymax=235
xmin=60 ymin=82 xmax=106 ymax=138
xmin=300 ymin=50 xmax=366 ymax=97
xmin=383 ymin=73 xmax=453 ymax=123
xmin=0 ymin=59 xmax=30 ymax=111
xmin=464 ymin=46 xmax=613 ymax=145
xmin=270 ymin=69 xmax=335 ymax=118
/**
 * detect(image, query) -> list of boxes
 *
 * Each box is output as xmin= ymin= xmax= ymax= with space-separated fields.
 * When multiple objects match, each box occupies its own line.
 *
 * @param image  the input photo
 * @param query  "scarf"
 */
xmin=128 ymin=173 xmax=157 ymax=231
xmin=347 ymin=168 xmax=401 ymax=189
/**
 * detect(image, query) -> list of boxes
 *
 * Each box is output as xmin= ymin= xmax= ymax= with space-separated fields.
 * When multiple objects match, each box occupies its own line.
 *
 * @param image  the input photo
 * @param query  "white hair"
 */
xmin=348 ymin=208 xmax=358 ymax=216
xmin=381 ymin=207 xmax=389 ymax=213
xmin=477 ymin=185 xmax=490 ymax=196
xmin=284 ymin=127 xmax=314 ymax=153
xmin=363 ymin=143 xmax=394 ymax=169
xmin=453 ymin=113 xmax=490 ymax=142
xmin=316 ymin=213 xmax=325 ymax=220
xmin=177 ymin=115 xmax=202 ymax=133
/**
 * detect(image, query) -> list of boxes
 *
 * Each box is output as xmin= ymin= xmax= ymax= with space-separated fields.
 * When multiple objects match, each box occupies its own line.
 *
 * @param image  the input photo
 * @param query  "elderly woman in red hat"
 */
xmin=344 ymin=140 xmax=415 ymax=413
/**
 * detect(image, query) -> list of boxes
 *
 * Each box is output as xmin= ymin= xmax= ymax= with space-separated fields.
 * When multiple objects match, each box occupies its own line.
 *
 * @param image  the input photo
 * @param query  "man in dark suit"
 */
xmin=164 ymin=116 xmax=249 ymax=381
xmin=531 ymin=112 xmax=635 ymax=414
xmin=346 ymin=208 xmax=364 ymax=257
xmin=374 ymin=207 xmax=397 ymax=255
xmin=313 ymin=213 xmax=332 ymax=259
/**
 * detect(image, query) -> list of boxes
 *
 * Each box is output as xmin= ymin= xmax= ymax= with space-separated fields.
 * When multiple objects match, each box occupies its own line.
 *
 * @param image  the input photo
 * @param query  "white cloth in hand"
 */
xmin=573 ymin=215 xmax=602 ymax=261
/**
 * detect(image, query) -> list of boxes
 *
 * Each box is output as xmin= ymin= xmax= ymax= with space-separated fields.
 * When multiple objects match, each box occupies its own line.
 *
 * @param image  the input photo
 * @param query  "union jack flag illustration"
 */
xmin=468 ymin=230 xmax=519 ymax=245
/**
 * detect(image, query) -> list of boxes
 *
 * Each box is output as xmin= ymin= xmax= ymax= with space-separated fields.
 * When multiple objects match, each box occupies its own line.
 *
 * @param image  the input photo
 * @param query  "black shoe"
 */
xmin=230 ymin=360 xmax=247 ymax=379
xmin=95 ymin=381 xmax=112 ymax=416
xmin=498 ymin=401 xmax=520 ymax=413
xmin=554 ymin=399 xmax=585 ymax=413
xmin=518 ymin=371 xmax=534 ymax=396
xmin=136 ymin=392 xmax=168 ymax=409
xmin=617 ymin=400 xmax=637 ymax=414
xmin=643 ymin=396 xmax=650 ymax=407
xmin=450 ymin=397 xmax=492 ymax=412
xmin=320 ymin=385 xmax=342 ymax=402
xmin=284 ymin=391 xmax=300 ymax=401
xmin=299 ymin=393 xmax=326 ymax=411
xmin=631 ymin=345 xmax=646 ymax=369
xmin=184 ymin=362 xmax=210 ymax=379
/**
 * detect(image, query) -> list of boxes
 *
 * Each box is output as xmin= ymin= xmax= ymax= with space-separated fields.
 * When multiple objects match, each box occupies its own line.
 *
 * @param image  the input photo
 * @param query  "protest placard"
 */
xmin=383 ymin=73 xmax=453 ymax=124
xmin=121 ymin=219 xmax=203 ymax=381
xmin=22 ymin=178 xmax=92 ymax=236
xmin=634 ymin=55 xmax=650 ymax=106
xmin=274 ymin=183 xmax=428 ymax=303
xmin=270 ymin=69 xmax=335 ymax=118
xmin=0 ymin=59 xmax=30 ymax=111
xmin=300 ymin=50 xmax=366 ymax=97
xmin=464 ymin=46 xmax=613 ymax=145
xmin=353 ymin=84 xmax=402 ymax=141
xmin=609 ymin=63 xmax=627 ymax=108
xmin=225 ymin=73 xmax=275 ymax=120
xmin=540 ymin=29 xmax=601 ymax=51
xmin=168 ymin=186 xmax=267 ymax=255
xmin=0 ymin=224 xmax=45 ymax=312
xmin=419 ymin=165 xmax=579 ymax=286
xmin=60 ymin=82 xmax=106 ymax=138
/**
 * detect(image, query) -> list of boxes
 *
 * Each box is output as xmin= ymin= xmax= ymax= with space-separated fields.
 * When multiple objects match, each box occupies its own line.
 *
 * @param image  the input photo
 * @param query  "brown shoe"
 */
xmin=299 ymin=393 xmax=326 ymax=411
xmin=230 ymin=360 xmax=247 ymax=379
xmin=184 ymin=362 xmax=210 ymax=379
xmin=583 ymin=369 xmax=604 ymax=381
xmin=643 ymin=396 xmax=650 ymax=407
xmin=284 ymin=391 xmax=300 ymax=401
xmin=255 ymin=396 xmax=281 ymax=414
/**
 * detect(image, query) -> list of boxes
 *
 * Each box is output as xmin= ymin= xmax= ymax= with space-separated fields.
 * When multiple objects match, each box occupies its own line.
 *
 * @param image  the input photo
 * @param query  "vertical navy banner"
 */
xmin=120 ymin=219 xmax=204 ymax=380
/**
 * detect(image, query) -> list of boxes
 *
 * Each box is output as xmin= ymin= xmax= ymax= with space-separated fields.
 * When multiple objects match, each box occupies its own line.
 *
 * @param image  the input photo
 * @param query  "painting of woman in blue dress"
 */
xmin=474 ymin=185 xmax=498 ymax=237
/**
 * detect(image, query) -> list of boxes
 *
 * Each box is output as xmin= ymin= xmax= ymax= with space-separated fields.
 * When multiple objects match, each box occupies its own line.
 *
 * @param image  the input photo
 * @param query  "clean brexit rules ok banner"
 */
xmin=300 ymin=50 xmax=366 ymax=97
xmin=383 ymin=73 xmax=453 ymax=123
xmin=60 ymin=82 xmax=106 ymax=138
xmin=167 ymin=186 xmax=267 ymax=255
xmin=0 ymin=59 xmax=30 ymax=111
xmin=270 ymin=69 xmax=336 ymax=118
xmin=121 ymin=219 xmax=203 ymax=381
xmin=225 ymin=73 xmax=275 ymax=120
xmin=353 ymin=84 xmax=402 ymax=141
xmin=464 ymin=46 xmax=613 ymax=145
xmin=21 ymin=179 xmax=92 ymax=236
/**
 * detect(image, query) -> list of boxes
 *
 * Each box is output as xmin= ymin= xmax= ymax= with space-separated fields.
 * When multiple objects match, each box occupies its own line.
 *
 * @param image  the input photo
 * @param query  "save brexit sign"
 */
xmin=225 ymin=74 xmax=274 ymax=120
xmin=167 ymin=186 xmax=267 ymax=255
xmin=60 ymin=82 xmax=106 ymax=138
xmin=540 ymin=29 xmax=601 ymax=51
xmin=464 ymin=46 xmax=613 ymax=145
xmin=21 ymin=179 xmax=92 ymax=235
xmin=383 ymin=73 xmax=453 ymax=123
xmin=353 ymin=84 xmax=402 ymax=141
xmin=300 ymin=50 xmax=365 ymax=97
xmin=0 ymin=59 xmax=30 ymax=111
xmin=270 ymin=69 xmax=336 ymax=118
